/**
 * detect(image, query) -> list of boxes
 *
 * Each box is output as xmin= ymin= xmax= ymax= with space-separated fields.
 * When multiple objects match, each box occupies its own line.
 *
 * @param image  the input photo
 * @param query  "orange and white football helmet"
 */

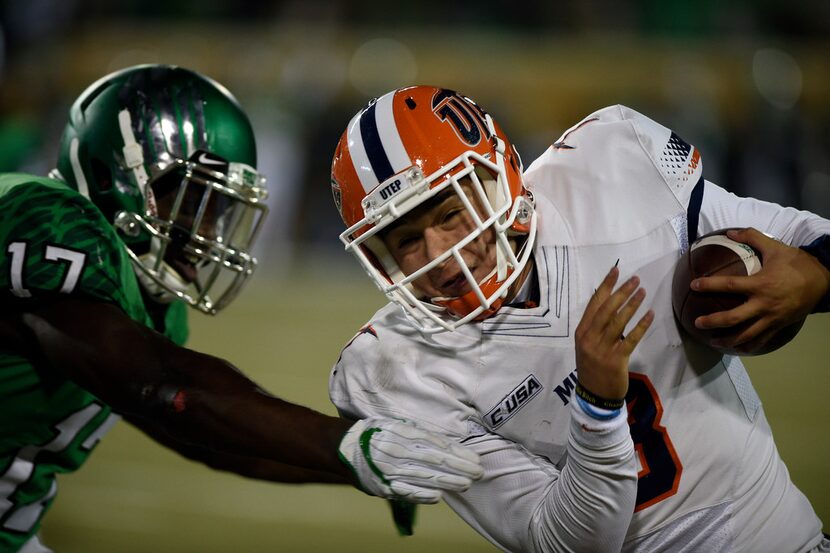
xmin=331 ymin=86 xmax=537 ymax=333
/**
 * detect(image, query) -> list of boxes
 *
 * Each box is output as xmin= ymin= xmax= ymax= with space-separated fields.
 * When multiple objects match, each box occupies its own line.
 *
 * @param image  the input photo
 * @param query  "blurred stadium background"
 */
xmin=1 ymin=1 xmax=828 ymax=551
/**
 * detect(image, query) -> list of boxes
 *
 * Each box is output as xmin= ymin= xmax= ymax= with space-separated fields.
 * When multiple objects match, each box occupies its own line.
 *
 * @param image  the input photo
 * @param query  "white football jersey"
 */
xmin=330 ymin=105 xmax=830 ymax=553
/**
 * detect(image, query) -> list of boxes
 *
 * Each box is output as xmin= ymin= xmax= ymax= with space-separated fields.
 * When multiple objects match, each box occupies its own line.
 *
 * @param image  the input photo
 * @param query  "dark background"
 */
xmin=1 ymin=2 xmax=828 ymax=551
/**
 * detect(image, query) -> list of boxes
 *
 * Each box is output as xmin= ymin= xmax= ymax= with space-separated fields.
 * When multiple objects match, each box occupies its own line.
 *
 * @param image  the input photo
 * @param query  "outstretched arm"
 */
xmin=125 ymin=413 xmax=347 ymax=484
xmin=14 ymin=296 xmax=354 ymax=478
xmin=4 ymin=296 xmax=481 ymax=501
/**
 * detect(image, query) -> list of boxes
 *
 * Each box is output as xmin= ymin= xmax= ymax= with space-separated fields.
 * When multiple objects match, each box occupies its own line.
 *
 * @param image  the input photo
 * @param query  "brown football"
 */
xmin=671 ymin=229 xmax=803 ymax=355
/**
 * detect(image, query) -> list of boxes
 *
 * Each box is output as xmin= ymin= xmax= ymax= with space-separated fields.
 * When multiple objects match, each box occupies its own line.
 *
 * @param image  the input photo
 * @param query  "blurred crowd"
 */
xmin=2 ymin=0 xmax=829 ymax=270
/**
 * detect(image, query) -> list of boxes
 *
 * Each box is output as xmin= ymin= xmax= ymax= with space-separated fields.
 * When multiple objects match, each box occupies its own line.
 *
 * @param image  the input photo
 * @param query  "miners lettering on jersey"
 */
xmin=554 ymin=371 xmax=579 ymax=405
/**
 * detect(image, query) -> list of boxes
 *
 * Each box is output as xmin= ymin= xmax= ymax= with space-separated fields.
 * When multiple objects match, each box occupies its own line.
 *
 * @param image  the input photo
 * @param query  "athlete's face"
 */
xmin=380 ymin=178 xmax=497 ymax=299
xmin=151 ymin=170 xmax=226 ymax=283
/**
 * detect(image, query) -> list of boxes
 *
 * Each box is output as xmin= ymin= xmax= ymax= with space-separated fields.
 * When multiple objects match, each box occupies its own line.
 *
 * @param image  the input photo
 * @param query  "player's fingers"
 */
xmin=384 ymin=421 xmax=454 ymax=447
xmin=581 ymin=266 xmax=620 ymax=324
xmin=603 ymin=286 xmax=646 ymax=341
xmin=390 ymin=471 xmax=476 ymax=492
xmin=387 ymin=481 xmax=442 ymax=504
xmin=620 ymin=310 xmax=655 ymax=355
xmin=694 ymin=299 xmax=758 ymax=330
xmin=711 ymin=318 xmax=772 ymax=351
xmin=440 ymin=444 xmax=484 ymax=478
xmin=384 ymin=423 xmax=481 ymax=470
xmin=376 ymin=460 xmax=476 ymax=489
xmin=691 ymin=274 xmax=755 ymax=295
xmin=735 ymin=327 xmax=781 ymax=354
xmin=594 ymin=275 xmax=640 ymax=332
xmin=726 ymin=227 xmax=773 ymax=253
xmin=372 ymin=436 xmax=483 ymax=478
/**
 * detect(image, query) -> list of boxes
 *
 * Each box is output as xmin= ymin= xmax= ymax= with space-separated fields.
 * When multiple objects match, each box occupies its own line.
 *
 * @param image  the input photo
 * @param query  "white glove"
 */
xmin=338 ymin=417 xmax=483 ymax=504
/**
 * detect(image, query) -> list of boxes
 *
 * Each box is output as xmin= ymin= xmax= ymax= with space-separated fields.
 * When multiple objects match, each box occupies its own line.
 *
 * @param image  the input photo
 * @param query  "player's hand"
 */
xmin=575 ymin=266 xmax=654 ymax=400
xmin=691 ymin=228 xmax=829 ymax=352
xmin=338 ymin=417 xmax=483 ymax=504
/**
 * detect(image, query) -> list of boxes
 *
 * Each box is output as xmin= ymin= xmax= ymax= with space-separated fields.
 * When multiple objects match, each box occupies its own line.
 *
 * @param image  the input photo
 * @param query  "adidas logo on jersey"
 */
xmin=485 ymin=375 xmax=543 ymax=429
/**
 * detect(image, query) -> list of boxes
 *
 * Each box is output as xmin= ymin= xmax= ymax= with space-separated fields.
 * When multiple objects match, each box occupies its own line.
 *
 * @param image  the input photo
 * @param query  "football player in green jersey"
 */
xmin=0 ymin=65 xmax=482 ymax=553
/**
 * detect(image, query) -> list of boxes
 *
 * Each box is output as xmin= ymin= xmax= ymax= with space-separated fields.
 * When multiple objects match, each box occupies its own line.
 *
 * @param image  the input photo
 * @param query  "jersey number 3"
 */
xmin=7 ymin=242 xmax=87 ymax=297
xmin=626 ymin=373 xmax=683 ymax=512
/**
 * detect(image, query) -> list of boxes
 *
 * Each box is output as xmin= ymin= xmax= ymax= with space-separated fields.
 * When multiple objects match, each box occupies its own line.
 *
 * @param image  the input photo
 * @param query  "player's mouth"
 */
xmin=170 ymin=257 xmax=199 ymax=283
xmin=438 ymin=272 xmax=472 ymax=298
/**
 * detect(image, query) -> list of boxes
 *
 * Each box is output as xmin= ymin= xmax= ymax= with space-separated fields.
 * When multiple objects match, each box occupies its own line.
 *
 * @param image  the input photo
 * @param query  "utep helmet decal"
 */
xmin=431 ymin=90 xmax=491 ymax=147
xmin=331 ymin=86 xmax=537 ymax=333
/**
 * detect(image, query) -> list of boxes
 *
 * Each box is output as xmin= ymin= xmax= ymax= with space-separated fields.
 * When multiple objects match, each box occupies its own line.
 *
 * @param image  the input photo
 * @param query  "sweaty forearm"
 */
xmin=140 ymin=345 xmax=354 ymax=479
xmin=127 ymin=413 xmax=350 ymax=484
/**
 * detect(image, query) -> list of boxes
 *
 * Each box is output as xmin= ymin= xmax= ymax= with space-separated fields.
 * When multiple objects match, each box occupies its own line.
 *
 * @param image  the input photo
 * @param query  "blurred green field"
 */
xmin=40 ymin=265 xmax=829 ymax=552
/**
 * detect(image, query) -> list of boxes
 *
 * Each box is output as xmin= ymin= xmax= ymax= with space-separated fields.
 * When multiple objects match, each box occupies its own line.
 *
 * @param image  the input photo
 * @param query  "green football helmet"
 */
xmin=54 ymin=64 xmax=268 ymax=314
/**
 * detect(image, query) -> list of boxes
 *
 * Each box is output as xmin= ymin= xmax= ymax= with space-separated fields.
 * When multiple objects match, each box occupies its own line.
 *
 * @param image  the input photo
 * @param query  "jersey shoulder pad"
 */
xmin=537 ymin=105 xmax=702 ymax=207
xmin=0 ymin=175 xmax=147 ymax=322
xmin=609 ymin=105 xmax=703 ymax=205
xmin=329 ymin=322 xmax=380 ymax=419
xmin=329 ymin=306 xmax=406 ymax=407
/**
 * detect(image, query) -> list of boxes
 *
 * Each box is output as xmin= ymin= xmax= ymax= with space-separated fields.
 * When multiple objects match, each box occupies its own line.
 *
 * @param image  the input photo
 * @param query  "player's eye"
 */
xmin=439 ymin=207 xmax=466 ymax=229
xmin=395 ymin=234 xmax=420 ymax=251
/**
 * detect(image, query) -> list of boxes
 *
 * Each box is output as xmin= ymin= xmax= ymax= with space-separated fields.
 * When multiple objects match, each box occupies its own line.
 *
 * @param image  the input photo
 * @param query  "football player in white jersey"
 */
xmin=328 ymin=86 xmax=830 ymax=552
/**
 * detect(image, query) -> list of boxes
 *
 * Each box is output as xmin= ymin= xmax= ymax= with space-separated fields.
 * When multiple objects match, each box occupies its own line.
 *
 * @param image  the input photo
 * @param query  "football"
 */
xmin=671 ymin=229 xmax=803 ymax=355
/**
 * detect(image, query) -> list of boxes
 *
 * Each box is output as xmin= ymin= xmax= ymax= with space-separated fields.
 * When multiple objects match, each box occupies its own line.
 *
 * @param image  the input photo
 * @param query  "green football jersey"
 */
xmin=0 ymin=173 xmax=189 ymax=551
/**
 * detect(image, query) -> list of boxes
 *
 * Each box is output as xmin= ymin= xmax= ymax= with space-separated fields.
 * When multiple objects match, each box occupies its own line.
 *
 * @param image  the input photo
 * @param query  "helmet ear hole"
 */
xmin=89 ymin=157 xmax=123 ymax=221
xmin=90 ymin=158 xmax=112 ymax=192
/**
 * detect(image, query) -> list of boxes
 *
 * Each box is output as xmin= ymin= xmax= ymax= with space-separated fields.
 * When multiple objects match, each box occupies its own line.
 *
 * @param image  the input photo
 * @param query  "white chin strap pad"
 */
xmin=134 ymin=237 xmax=189 ymax=304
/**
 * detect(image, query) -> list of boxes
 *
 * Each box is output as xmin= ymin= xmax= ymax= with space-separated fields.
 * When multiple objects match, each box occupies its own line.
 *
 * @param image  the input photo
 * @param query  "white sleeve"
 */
xmin=698 ymin=180 xmax=830 ymax=247
xmin=444 ymin=401 xmax=637 ymax=553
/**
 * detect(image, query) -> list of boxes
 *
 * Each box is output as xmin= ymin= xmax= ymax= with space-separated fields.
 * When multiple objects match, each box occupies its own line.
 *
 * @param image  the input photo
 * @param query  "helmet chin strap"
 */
xmin=134 ymin=236 xmax=190 ymax=304
xmin=68 ymin=138 xmax=91 ymax=199
xmin=118 ymin=109 xmax=157 ymax=216
xmin=483 ymin=113 xmax=511 ymax=285
xmin=431 ymin=266 xmax=509 ymax=320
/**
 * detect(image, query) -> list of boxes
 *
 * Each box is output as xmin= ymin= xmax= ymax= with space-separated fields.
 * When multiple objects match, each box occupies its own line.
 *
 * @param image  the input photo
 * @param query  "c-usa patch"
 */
xmin=485 ymin=375 xmax=543 ymax=429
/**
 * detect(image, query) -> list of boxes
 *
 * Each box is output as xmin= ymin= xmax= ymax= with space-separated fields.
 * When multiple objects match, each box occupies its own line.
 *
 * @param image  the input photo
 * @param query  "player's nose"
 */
xmin=423 ymin=226 xmax=452 ymax=264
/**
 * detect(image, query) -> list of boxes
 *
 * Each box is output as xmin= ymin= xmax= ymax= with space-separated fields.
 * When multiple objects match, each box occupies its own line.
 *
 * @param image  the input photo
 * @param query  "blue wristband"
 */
xmin=575 ymin=395 xmax=623 ymax=421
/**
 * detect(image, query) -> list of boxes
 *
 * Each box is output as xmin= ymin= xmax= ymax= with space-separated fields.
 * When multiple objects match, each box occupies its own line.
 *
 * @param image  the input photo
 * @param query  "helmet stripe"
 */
xmin=359 ymin=101 xmax=394 ymax=184
xmin=142 ymin=98 xmax=166 ymax=163
xmin=177 ymin=87 xmax=196 ymax=157
xmin=374 ymin=91 xmax=410 ymax=175
xmin=189 ymin=83 xmax=208 ymax=153
xmin=345 ymin=110 xmax=377 ymax=193
xmin=158 ymin=88 xmax=180 ymax=157
xmin=345 ymin=91 xmax=412 ymax=194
